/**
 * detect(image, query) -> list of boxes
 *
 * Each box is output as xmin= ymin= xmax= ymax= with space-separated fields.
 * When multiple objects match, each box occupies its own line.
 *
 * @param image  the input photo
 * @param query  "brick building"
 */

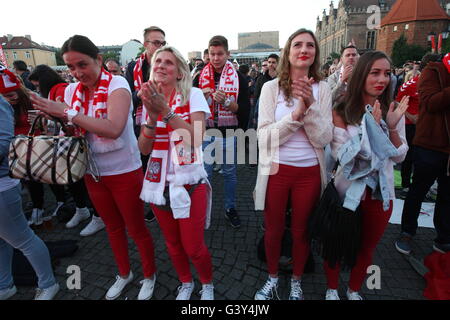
xmin=376 ymin=0 xmax=450 ymax=57
xmin=316 ymin=0 xmax=396 ymax=64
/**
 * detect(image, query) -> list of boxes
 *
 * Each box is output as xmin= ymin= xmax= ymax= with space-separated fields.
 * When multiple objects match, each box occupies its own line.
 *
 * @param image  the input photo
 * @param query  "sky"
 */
xmin=1 ymin=0 xmax=333 ymax=59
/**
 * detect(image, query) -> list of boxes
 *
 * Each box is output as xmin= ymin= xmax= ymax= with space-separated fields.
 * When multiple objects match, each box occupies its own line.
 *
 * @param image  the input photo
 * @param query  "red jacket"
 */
xmin=396 ymin=76 xmax=419 ymax=125
xmin=48 ymin=82 xmax=68 ymax=102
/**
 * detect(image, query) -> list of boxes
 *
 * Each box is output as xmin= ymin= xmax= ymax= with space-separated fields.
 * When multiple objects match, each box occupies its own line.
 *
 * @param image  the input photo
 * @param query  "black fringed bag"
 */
xmin=307 ymin=161 xmax=363 ymax=270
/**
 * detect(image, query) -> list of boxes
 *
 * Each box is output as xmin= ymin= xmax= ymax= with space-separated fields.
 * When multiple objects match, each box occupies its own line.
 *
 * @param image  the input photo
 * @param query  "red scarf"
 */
xmin=70 ymin=68 xmax=112 ymax=134
xmin=133 ymin=53 xmax=147 ymax=125
xmin=199 ymin=60 xmax=239 ymax=127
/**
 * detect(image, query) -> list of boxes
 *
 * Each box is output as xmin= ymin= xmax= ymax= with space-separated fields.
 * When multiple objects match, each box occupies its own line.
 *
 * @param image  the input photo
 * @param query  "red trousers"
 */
xmin=85 ymin=169 xmax=156 ymax=278
xmin=324 ymin=192 xmax=393 ymax=292
xmin=151 ymin=183 xmax=213 ymax=284
xmin=264 ymin=164 xmax=321 ymax=277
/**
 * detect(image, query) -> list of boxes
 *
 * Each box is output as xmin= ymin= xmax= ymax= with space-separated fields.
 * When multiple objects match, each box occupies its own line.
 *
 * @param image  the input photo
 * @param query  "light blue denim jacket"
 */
xmin=337 ymin=107 xmax=398 ymax=211
xmin=0 ymin=96 xmax=14 ymax=178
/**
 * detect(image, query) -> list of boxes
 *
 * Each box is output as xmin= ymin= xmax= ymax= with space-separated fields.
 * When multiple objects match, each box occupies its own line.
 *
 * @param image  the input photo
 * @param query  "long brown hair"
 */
xmin=335 ymin=51 xmax=393 ymax=125
xmin=278 ymin=29 xmax=322 ymax=103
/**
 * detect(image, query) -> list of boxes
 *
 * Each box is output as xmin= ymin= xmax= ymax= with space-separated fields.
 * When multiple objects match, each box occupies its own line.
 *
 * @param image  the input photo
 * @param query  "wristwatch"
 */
xmin=224 ymin=97 xmax=231 ymax=107
xmin=64 ymin=108 xmax=78 ymax=125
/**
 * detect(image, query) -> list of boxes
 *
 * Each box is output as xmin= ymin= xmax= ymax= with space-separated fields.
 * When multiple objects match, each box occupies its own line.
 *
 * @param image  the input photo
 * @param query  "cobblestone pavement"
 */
xmin=13 ymin=164 xmax=434 ymax=300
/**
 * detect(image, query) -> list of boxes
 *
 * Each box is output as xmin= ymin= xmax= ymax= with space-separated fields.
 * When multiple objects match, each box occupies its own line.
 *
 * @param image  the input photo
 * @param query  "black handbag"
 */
xmin=307 ymin=161 xmax=363 ymax=270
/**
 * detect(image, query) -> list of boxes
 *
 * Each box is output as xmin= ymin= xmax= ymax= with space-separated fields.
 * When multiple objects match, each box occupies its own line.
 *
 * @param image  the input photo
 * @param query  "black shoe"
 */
xmin=144 ymin=209 xmax=156 ymax=222
xmin=225 ymin=208 xmax=241 ymax=228
xmin=433 ymin=242 xmax=450 ymax=253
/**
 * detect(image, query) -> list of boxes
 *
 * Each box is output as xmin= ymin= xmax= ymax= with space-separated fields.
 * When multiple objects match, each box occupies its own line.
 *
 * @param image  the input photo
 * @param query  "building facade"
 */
xmin=377 ymin=0 xmax=450 ymax=58
xmin=316 ymin=0 xmax=396 ymax=63
xmin=230 ymin=31 xmax=281 ymax=66
xmin=0 ymin=34 xmax=56 ymax=68
xmin=120 ymin=40 xmax=143 ymax=66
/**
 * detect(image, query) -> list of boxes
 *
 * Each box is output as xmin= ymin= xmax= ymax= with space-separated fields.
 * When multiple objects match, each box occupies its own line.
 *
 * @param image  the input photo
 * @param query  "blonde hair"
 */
xmin=150 ymin=46 xmax=192 ymax=105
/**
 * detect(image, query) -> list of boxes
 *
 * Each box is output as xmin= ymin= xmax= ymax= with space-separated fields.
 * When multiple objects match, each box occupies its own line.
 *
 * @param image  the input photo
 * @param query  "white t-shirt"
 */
xmin=273 ymin=84 xmax=319 ymax=167
xmin=64 ymin=76 xmax=142 ymax=176
xmin=141 ymin=87 xmax=210 ymax=177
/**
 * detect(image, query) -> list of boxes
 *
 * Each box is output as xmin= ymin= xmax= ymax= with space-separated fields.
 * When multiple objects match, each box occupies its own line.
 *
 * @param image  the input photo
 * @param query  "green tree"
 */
xmin=442 ymin=38 xmax=450 ymax=54
xmin=392 ymin=34 xmax=427 ymax=67
xmin=54 ymin=49 xmax=65 ymax=66
xmin=101 ymin=51 xmax=119 ymax=62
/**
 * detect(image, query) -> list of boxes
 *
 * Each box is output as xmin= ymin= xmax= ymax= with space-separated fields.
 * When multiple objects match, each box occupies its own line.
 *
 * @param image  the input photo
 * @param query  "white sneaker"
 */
xmin=200 ymin=283 xmax=214 ymax=300
xmin=52 ymin=202 xmax=65 ymax=217
xmin=28 ymin=208 xmax=44 ymax=226
xmin=176 ymin=281 xmax=194 ymax=300
xmin=289 ymin=279 xmax=303 ymax=300
xmin=34 ymin=283 xmax=59 ymax=300
xmin=325 ymin=289 xmax=340 ymax=300
xmin=346 ymin=288 xmax=363 ymax=300
xmin=105 ymin=272 xmax=134 ymax=300
xmin=255 ymin=277 xmax=279 ymax=300
xmin=138 ymin=275 xmax=156 ymax=300
xmin=0 ymin=285 xmax=17 ymax=300
xmin=65 ymin=207 xmax=90 ymax=229
xmin=80 ymin=215 xmax=105 ymax=236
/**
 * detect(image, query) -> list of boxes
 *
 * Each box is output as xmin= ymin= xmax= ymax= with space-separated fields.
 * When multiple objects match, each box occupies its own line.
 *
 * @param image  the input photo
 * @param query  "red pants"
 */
xmin=85 ymin=169 xmax=156 ymax=278
xmin=264 ymin=164 xmax=321 ymax=277
xmin=151 ymin=183 xmax=213 ymax=284
xmin=324 ymin=192 xmax=393 ymax=291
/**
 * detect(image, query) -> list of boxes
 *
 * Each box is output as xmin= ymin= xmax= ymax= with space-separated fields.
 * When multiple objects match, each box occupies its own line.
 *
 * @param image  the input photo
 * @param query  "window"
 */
xmin=13 ymin=52 xmax=17 ymax=59
xmin=394 ymin=26 xmax=398 ymax=32
xmin=405 ymin=24 xmax=409 ymax=30
xmin=25 ymin=52 xmax=31 ymax=59
xmin=366 ymin=31 xmax=376 ymax=49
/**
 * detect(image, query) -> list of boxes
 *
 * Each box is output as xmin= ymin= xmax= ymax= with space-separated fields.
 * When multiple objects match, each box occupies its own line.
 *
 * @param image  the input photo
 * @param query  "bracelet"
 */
xmin=388 ymin=128 xmax=398 ymax=132
xmin=144 ymin=123 xmax=156 ymax=130
xmin=163 ymin=110 xmax=177 ymax=123
xmin=141 ymin=131 xmax=155 ymax=140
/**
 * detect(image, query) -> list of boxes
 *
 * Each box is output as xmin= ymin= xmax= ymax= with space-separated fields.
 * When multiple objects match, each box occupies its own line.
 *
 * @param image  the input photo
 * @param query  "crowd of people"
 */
xmin=0 ymin=25 xmax=448 ymax=301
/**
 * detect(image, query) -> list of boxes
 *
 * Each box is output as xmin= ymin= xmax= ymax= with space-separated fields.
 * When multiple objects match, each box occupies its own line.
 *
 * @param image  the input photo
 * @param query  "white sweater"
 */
xmin=253 ymin=78 xmax=333 ymax=211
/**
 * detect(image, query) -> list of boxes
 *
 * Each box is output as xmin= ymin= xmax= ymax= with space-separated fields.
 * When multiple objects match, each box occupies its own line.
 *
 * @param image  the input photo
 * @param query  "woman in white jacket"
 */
xmin=253 ymin=29 xmax=333 ymax=300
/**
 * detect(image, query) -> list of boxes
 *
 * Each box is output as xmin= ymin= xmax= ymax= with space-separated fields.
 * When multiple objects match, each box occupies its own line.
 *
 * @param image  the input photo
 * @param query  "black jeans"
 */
xmin=24 ymin=181 xmax=65 ymax=209
xmin=401 ymin=124 xmax=416 ymax=188
xmin=401 ymin=146 xmax=450 ymax=244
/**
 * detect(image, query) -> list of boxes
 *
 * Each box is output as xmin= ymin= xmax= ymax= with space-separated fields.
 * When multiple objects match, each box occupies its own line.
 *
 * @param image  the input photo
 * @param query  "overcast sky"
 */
xmin=2 ymin=0 xmax=333 ymax=58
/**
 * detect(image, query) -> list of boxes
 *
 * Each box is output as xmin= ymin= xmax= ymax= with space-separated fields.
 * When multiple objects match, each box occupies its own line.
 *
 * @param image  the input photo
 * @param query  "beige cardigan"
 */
xmin=253 ymin=78 xmax=333 ymax=211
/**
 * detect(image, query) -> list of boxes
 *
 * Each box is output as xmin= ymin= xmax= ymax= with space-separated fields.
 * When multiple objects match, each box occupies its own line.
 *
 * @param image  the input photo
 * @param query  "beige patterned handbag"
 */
xmin=8 ymin=115 xmax=89 ymax=185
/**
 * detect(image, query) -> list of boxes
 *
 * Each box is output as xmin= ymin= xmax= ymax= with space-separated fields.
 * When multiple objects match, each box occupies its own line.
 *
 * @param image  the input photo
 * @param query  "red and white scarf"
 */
xmin=199 ymin=60 xmax=239 ymax=127
xmin=443 ymin=53 xmax=450 ymax=74
xmin=140 ymin=91 xmax=209 ymax=221
xmin=133 ymin=53 xmax=147 ymax=125
xmin=70 ymin=68 xmax=124 ymax=153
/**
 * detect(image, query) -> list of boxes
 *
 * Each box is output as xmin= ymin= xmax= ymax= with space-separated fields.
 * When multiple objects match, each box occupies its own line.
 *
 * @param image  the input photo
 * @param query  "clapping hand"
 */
xmin=141 ymin=81 xmax=169 ymax=122
xmin=292 ymin=76 xmax=315 ymax=108
xmin=387 ymin=96 xmax=409 ymax=130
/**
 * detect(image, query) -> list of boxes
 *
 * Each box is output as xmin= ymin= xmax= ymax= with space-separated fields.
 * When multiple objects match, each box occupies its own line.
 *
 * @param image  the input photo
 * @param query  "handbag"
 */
xmin=8 ymin=114 xmax=88 ymax=185
xmin=307 ymin=161 xmax=363 ymax=270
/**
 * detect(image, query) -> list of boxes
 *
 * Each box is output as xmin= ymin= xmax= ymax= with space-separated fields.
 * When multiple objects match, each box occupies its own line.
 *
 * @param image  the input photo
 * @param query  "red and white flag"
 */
xmin=431 ymin=36 xmax=436 ymax=53
xmin=0 ymin=44 xmax=8 ymax=67
xmin=438 ymin=34 xmax=443 ymax=54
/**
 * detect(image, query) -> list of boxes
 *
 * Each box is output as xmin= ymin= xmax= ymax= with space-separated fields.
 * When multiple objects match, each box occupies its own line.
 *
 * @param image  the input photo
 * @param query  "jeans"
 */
xmin=202 ymin=135 xmax=237 ymax=210
xmin=0 ymin=184 xmax=56 ymax=290
xmin=401 ymin=146 xmax=450 ymax=244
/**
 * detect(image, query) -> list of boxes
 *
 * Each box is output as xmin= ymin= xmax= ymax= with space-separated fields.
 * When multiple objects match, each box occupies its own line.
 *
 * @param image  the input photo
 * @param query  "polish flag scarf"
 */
xmin=70 ymin=68 xmax=124 ymax=153
xmin=140 ymin=91 xmax=209 ymax=222
xmin=133 ymin=53 xmax=147 ymax=125
xmin=199 ymin=60 xmax=239 ymax=127
xmin=443 ymin=53 xmax=450 ymax=74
